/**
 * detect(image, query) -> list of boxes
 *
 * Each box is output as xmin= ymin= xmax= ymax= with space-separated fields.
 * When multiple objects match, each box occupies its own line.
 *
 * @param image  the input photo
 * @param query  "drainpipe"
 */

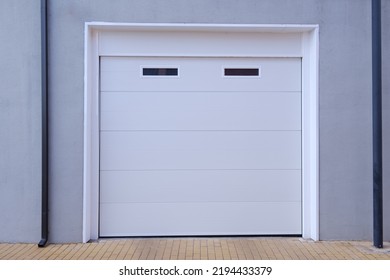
xmin=38 ymin=0 xmax=49 ymax=248
xmin=372 ymin=0 xmax=383 ymax=249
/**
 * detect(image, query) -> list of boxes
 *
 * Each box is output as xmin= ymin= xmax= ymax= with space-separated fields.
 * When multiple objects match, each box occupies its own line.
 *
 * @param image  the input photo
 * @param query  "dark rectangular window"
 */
xmin=143 ymin=68 xmax=178 ymax=76
xmin=224 ymin=68 xmax=259 ymax=76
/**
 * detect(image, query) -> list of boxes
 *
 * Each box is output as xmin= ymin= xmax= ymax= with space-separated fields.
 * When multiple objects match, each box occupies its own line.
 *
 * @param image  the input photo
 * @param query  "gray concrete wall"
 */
xmin=0 ymin=0 xmax=41 ymax=242
xmin=0 ymin=0 xmax=388 ymax=243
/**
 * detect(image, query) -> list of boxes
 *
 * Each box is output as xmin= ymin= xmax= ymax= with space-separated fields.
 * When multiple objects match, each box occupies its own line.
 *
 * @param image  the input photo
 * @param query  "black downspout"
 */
xmin=372 ymin=0 xmax=383 ymax=249
xmin=38 ymin=0 xmax=49 ymax=248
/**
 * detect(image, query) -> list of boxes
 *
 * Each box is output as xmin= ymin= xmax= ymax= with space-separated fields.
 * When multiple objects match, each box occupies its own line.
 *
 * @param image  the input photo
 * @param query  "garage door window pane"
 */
xmin=143 ymin=68 xmax=178 ymax=76
xmin=224 ymin=68 xmax=259 ymax=76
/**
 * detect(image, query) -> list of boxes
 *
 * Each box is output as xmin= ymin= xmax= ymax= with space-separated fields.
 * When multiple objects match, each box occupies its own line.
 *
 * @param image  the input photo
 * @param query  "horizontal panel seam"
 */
xmin=100 ymin=201 xmax=302 ymax=204
xmin=99 ymin=169 xmax=302 ymax=171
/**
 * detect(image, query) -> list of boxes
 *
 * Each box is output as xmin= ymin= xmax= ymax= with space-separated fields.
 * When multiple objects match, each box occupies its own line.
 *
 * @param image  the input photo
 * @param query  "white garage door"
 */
xmin=99 ymin=56 xmax=302 ymax=237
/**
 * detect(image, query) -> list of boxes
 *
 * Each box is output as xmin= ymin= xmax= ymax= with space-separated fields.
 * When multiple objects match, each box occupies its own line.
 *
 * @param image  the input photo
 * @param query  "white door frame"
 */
xmin=83 ymin=23 xmax=319 ymax=242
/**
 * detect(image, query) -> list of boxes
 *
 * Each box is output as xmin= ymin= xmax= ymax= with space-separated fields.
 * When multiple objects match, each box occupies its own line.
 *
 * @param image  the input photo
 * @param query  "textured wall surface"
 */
xmin=1 ymin=0 xmax=388 ymax=243
xmin=0 ymin=0 xmax=41 ymax=242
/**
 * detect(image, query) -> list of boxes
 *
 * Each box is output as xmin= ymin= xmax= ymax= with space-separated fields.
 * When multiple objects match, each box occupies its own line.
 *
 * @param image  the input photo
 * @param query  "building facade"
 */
xmin=0 ymin=0 xmax=389 ymax=243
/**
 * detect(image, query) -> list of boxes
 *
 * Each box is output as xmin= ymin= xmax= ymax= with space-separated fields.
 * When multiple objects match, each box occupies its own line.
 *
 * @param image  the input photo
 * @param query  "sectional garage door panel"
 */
xmin=100 ymin=170 xmax=301 ymax=203
xmin=100 ymin=131 xmax=301 ymax=170
xmin=100 ymin=91 xmax=301 ymax=131
xmin=99 ymin=56 xmax=302 ymax=237
xmin=100 ymin=202 xmax=302 ymax=236
xmin=100 ymin=57 xmax=301 ymax=92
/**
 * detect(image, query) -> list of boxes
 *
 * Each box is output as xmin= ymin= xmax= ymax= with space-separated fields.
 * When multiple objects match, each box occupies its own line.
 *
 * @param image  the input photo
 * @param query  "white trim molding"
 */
xmin=83 ymin=23 xmax=319 ymax=242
